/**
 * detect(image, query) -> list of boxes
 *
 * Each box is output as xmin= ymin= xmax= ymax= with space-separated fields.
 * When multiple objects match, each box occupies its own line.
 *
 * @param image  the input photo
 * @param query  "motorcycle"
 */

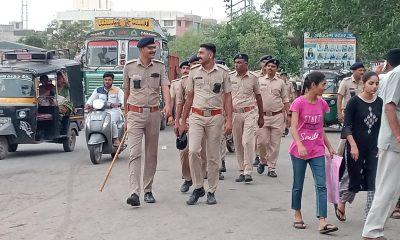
xmin=85 ymin=99 xmax=125 ymax=164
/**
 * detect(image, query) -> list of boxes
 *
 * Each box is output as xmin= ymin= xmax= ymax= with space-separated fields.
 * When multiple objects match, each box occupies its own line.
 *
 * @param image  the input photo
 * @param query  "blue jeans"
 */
xmin=291 ymin=155 xmax=327 ymax=218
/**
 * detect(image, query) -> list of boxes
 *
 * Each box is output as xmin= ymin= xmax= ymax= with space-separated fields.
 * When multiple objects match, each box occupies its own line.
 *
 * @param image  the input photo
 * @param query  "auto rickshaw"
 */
xmin=0 ymin=50 xmax=85 ymax=159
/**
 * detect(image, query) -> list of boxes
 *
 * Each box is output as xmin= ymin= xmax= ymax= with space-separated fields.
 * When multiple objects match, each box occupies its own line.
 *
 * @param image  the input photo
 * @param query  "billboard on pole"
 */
xmin=304 ymin=33 xmax=356 ymax=69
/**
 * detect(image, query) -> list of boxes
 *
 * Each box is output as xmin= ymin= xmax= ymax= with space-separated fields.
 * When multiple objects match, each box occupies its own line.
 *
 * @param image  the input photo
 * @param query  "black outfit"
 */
xmin=340 ymin=96 xmax=383 ymax=192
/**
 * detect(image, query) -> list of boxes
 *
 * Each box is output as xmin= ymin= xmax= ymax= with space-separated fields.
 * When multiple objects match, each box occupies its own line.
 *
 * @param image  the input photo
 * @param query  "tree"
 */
xmin=263 ymin=0 xmax=400 ymax=62
xmin=168 ymin=29 xmax=212 ymax=61
xmin=18 ymin=32 xmax=48 ymax=49
xmin=47 ymin=21 xmax=93 ymax=56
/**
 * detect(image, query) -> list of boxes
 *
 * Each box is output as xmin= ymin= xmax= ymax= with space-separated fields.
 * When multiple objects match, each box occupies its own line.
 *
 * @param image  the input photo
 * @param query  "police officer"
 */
xmin=256 ymin=58 xmax=289 ymax=178
xmin=281 ymin=72 xmax=296 ymax=136
xmin=230 ymin=53 xmax=264 ymax=183
xmin=123 ymin=37 xmax=172 ymax=207
xmin=173 ymin=60 xmax=208 ymax=192
xmin=178 ymin=43 xmax=233 ymax=205
xmin=254 ymin=55 xmax=273 ymax=77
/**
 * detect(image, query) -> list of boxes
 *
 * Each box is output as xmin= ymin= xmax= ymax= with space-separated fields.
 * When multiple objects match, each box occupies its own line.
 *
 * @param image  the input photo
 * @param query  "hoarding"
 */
xmin=304 ymin=33 xmax=356 ymax=69
xmin=94 ymin=18 xmax=154 ymax=31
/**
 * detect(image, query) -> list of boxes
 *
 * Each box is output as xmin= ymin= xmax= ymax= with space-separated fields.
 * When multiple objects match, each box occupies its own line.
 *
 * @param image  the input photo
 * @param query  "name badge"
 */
xmin=151 ymin=73 xmax=160 ymax=78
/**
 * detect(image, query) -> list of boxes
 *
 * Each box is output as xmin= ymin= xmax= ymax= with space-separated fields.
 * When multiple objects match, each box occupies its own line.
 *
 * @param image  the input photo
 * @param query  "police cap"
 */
xmin=137 ymin=37 xmax=155 ymax=48
xmin=265 ymin=58 xmax=280 ymax=67
xmin=385 ymin=48 xmax=400 ymax=67
xmin=179 ymin=60 xmax=190 ymax=68
xmin=176 ymin=132 xmax=188 ymax=150
xmin=215 ymin=60 xmax=226 ymax=66
xmin=259 ymin=55 xmax=273 ymax=62
xmin=188 ymin=55 xmax=200 ymax=64
xmin=350 ymin=62 xmax=365 ymax=70
xmin=234 ymin=53 xmax=249 ymax=62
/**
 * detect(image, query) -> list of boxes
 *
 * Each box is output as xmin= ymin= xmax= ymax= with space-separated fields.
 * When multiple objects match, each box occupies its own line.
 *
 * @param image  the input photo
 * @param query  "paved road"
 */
xmin=0 ymin=128 xmax=399 ymax=240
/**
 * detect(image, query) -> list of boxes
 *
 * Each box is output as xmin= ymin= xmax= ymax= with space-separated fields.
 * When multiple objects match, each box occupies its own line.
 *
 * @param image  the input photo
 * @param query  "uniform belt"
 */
xmin=128 ymin=105 xmax=159 ymax=113
xmin=191 ymin=107 xmax=223 ymax=117
xmin=234 ymin=106 xmax=255 ymax=113
xmin=264 ymin=110 xmax=283 ymax=116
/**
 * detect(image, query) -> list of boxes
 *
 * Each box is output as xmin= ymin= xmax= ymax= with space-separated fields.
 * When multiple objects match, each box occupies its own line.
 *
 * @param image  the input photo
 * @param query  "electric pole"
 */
xmin=21 ymin=0 xmax=28 ymax=29
xmin=224 ymin=0 xmax=254 ymax=21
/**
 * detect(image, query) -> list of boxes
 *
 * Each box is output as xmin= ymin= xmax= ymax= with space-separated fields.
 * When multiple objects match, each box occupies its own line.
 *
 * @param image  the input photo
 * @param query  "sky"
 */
xmin=0 ymin=0 xmax=264 ymax=30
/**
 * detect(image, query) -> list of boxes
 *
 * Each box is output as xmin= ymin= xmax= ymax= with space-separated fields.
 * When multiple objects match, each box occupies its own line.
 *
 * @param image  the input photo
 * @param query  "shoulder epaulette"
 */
xmin=190 ymin=64 xmax=201 ymax=69
xmin=249 ymin=71 xmax=258 ymax=77
xmin=181 ymin=75 xmax=189 ymax=79
xmin=171 ymin=78 xmax=180 ymax=83
xmin=229 ymin=70 xmax=237 ymax=75
xmin=216 ymin=64 xmax=230 ymax=71
xmin=152 ymin=59 xmax=165 ymax=64
xmin=125 ymin=59 xmax=138 ymax=65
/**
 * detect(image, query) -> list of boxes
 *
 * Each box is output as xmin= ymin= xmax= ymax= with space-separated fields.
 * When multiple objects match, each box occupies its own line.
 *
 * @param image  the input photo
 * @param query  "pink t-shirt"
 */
xmin=289 ymin=96 xmax=329 ymax=159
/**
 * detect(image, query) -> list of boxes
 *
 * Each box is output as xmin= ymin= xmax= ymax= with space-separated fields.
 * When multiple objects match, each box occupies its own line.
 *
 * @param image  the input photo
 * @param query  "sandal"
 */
xmin=390 ymin=208 xmax=400 ymax=219
xmin=334 ymin=204 xmax=346 ymax=221
xmin=293 ymin=221 xmax=307 ymax=229
xmin=319 ymin=223 xmax=338 ymax=234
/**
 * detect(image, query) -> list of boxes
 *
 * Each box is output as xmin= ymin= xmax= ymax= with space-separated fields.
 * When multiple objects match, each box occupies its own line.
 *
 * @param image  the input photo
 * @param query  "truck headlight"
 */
xmin=18 ymin=111 xmax=27 ymax=118
xmin=330 ymin=99 xmax=336 ymax=105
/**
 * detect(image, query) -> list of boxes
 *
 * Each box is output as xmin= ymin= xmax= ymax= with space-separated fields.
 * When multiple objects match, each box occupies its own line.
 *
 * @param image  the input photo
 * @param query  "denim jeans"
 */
xmin=291 ymin=155 xmax=327 ymax=218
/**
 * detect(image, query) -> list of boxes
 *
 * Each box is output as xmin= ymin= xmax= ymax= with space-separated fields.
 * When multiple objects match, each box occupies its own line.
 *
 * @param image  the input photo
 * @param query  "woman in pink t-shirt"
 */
xmin=289 ymin=71 xmax=338 ymax=234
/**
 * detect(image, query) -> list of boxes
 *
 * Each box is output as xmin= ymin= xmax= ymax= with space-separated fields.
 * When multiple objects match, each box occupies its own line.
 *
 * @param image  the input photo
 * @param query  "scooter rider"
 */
xmin=85 ymin=72 xmax=124 ymax=146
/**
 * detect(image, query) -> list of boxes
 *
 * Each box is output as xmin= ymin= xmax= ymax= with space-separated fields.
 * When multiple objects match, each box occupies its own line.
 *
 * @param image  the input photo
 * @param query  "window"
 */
xmin=0 ymin=73 xmax=34 ymax=98
xmin=86 ymin=40 xmax=118 ymax=67
xmin=177 ymin=20 xmax=182 ymax=27
xmin=163 ymin=20 xmax=174 ymax=27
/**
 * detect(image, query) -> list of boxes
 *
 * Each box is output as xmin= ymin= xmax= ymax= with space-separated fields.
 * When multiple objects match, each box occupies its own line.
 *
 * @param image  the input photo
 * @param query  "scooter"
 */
xmin=85 ymin=99 xmax=125 ymax=164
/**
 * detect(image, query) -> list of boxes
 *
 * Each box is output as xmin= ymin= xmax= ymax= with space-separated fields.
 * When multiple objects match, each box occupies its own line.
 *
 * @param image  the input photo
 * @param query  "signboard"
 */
xmin=86 ymin=28 xmax=162 ymax=39
xmin=94 ymin=18 xmax=154 ymax=31
xmin=304 ymin=33 xmax=356 ymax=69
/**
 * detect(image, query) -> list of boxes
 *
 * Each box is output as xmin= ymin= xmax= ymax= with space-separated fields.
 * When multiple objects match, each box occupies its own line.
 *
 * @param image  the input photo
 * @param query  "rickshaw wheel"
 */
xmin=8 ymin=144 xmax=18 ymax=152
xmin=0 ymin=136 xmax=9 ymax=160
xmin=63 ymin=129 xmax=76 ymax=152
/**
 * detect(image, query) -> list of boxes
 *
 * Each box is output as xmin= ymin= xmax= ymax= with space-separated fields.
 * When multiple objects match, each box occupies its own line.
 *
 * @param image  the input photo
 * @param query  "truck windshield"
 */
xmin=128 ymin=40 xmax=161 ymax=60
xmin=0 ymin=73 xmax=34 ymax=97
xmin=87 ymin=40 xmax=118 ymax=67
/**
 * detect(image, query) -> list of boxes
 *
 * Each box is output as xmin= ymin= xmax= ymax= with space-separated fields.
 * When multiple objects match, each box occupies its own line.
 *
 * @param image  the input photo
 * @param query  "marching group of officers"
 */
xmin=122 ymin=36 xmax=297 ymax=207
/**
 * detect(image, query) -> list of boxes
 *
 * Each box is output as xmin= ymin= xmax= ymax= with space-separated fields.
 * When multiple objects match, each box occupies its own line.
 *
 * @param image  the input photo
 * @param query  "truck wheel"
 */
xmin=8 ymin=144 xmax=18 ymax=152
xmin=63 ymin=129 xmax=76 ymax=152
xmin=0 ymin=136 xmax=9 ymax=160
xmin=89 ymin=144 xmax=102 ymax=164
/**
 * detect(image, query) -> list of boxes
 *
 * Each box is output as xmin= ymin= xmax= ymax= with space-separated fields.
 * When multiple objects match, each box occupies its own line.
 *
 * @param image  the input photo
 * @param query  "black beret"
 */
xmin=179 ymin=61 xmax=190 ymax=68
xmin=215 ymin=60 xmax=226 ymax=66
xmin=176 ymin=132 xmax=188 ymax=150
xmin=137 ymin=37 xmax=155 ymax=48
xmin=350 ymin=62 xmax=365 ymax=70
xmin=265 ymin=58 xmax=280 ymax=67
xmin=188 ymin=54 xmax=200 ymax=64
xmin=259 ymin=55 xmax=273 ymax=62
xmin=234 ymin=53 xmax=249 ymax=62
xmin=200 ymin=43 xmax=216 ymax=54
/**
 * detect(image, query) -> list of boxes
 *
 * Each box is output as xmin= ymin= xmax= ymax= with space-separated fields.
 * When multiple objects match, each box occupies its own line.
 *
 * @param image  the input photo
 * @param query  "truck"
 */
xmin=81 ymin=17 xmax=180 ymax=129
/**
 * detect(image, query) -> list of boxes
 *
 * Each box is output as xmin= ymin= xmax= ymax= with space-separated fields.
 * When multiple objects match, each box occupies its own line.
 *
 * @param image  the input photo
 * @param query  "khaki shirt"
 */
xmin=187 ymin=63 xmax=232 ymax=109
xmin=259 ymin=75 xmax=289 ymax=113
xmin=284 ymin=81 xmax=297 ymax=102
xmin=230 ymin=70 xmax=260 ymax=109
xmin=253 ymin=69 xmax=265 ymax=78
xmin=170 ymin=78 xmax=180 ymax=103
xmin=123 ymin=58 xmax=169 ymax=107
xmin=176 ymin=75 xmax=189 ymax=105
xmin=338 ymin=76 xmax=363 ymax=109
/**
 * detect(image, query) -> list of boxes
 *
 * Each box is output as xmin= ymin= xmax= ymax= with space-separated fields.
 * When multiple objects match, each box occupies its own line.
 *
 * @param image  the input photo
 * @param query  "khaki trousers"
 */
xmin=189 ymin=113 xmax=224 ymax=193
xmin=180 ymin=138 xmax=207 ymax=181
xmin=127 ymin=111 xmax=161 ymax=196
xmin=256 ymin=113 xmax=284 ymax=170
xmin=233 ymin=110 xmax=256 ymax=175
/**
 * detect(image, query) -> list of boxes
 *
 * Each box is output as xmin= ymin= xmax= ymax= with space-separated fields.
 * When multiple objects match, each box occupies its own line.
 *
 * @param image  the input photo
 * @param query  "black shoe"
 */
xmin=206 ymin=192 xmax=217 ymax=205
xmin=220 ymin=160 xmax=226 ymax=172
xmin=253 ymin=156 xmax=260 ymax=167
xmin=126 ymin=193 xmax=140 ymax=206
xmin=144 ymin=192 xmax=156 ymax=203
xmin=257 ymin=164 xmax=266 ymax=174
xmin=244 ymin=174 xmax=253 ymax=183
xmin=186 ymin=187 xmax=205 ymax=205
xmin=180 ymin=180 xmax=193 ymax=193
xmin=267 ymin=170 xmax=278 ymax=178
xmin=219 ymin=171 xmax=225 ymax=180
xmin=235 ymin=174 xmax=245 ymax=182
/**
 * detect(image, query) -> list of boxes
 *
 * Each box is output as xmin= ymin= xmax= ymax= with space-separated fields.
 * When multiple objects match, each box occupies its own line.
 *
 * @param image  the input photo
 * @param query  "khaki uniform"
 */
xmin=231 ymin=71 xmax=260 ymax=175
xmin=284 ymin=81 xmax=297 ymax=128
xmin=123 ymin=58 xmax=169 ymax=196
xmin=175 ymin=75 xmax=207 ymax=181
xmin=257 ymin=75 xmax=289 ymax=170
xmin=187 ymin=63 xmax=231 ymax=193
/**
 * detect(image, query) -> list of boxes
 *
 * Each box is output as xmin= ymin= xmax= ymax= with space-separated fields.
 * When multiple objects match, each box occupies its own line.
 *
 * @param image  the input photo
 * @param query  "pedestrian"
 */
xmin=289 ymin=71 xmax=338 ymax=234
xmin=174 ymin=58 xmax=208 ymax=193
xmin=336 ymin=62 xmax=366 ymax=155
xmin=177 ymin=43 xmax=233 ymax=205
xmin=230 ymin=53 xmax=264 ymax=183
xmin=335 ymin=72 xmax=382 ymax=222
xmin=362 ymin=48 xmax=400 ymax=240
xmin=123 ymin=37 xmax=172 ymax=207
xmin=256 ymin=58 xmax=289 ymax=178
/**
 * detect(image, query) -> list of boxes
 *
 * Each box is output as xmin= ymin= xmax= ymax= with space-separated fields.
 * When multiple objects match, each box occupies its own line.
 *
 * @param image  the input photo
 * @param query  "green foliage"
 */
xmin=265 ymin=0 xmax=400 ymax=62
xmin=18 ymin=32 xmax=48 ymax=49
xmin=169 ymin=11 xmax=302 ymax=74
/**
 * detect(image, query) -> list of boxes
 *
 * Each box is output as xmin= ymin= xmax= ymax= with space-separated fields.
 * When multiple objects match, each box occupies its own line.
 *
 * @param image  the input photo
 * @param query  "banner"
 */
xmin=304 ymin=33 xmax=356 ymax=69
xmin=94 ymin=18 xmax=154 ymax=31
